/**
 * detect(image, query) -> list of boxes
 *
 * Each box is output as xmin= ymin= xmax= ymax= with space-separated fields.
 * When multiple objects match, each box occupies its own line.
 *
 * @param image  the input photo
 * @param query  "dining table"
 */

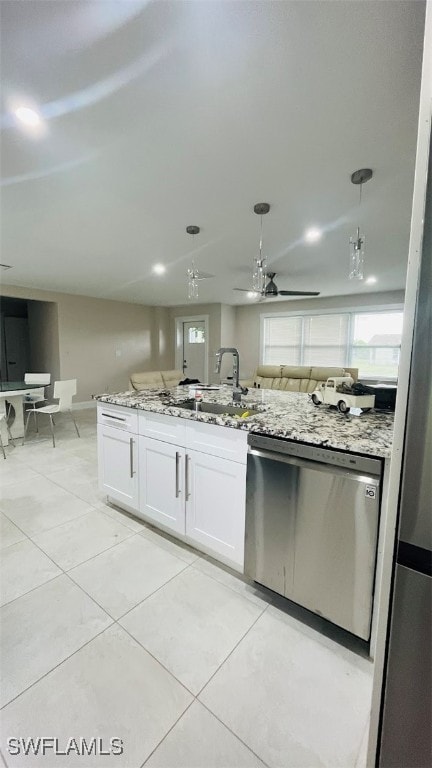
xmin=0 ymin=381 xmax=44 ymax=443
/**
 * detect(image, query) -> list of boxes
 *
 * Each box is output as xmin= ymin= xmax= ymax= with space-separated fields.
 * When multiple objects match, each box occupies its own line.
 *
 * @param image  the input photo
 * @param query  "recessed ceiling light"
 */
xmin=304 ymin=227 xmax=322 ymax=243
xmin=152 ymin=263 xmax=166 ymax=275
xmin=365 ymin=276 xmax=377 ymax=284
xmin=14 ymin=106 xmax=41 ymax=127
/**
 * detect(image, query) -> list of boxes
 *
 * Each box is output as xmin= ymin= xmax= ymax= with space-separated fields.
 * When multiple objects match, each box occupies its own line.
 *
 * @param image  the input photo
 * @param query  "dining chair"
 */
xmin=0 ymin=413 xmax=15 ymax=459
xmin=23 ymin=373 xmax=51 ymax=433
xmin=23 ymin=379 xmax=80 ymax=448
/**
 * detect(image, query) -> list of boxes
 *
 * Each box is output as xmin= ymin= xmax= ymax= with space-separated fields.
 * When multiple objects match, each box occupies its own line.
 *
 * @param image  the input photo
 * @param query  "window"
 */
xmin=188 ymin=326 xmax=205 ymax=344
xmin=262 ymin=309 xmax=403 ymax=379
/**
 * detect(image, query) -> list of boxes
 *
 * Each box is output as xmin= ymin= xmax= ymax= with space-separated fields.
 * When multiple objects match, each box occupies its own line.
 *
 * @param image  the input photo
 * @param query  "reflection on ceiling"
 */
xmin=0 ymin=0 xmax=426 ymax=305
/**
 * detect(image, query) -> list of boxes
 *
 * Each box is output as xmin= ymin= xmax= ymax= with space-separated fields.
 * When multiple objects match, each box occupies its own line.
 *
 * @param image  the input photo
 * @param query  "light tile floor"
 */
xmin=0 ymin=409 xmax=373 ymax=767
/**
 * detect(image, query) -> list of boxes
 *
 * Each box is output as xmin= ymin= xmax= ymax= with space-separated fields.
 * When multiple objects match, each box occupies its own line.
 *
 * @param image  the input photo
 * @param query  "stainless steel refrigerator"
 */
xmin=378 ymin=152 xmax=432 ymax=766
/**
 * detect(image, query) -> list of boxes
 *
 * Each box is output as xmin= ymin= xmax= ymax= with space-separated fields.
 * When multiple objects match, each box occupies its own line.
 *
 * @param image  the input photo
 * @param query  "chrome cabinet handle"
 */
xmin=102 ymin=412 xmax=126 ymax=422
xmin=185 ymin=454 xmax=191 ymax=500
xmin=175 ymin=451 xmax=181 ymax=498
xmin=129 ymin=437 xmax=134 ymax=478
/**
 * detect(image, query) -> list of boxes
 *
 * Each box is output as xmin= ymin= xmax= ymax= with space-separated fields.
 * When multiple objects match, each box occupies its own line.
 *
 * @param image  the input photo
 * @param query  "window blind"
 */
xmin=262 ymin=309 xmax=402 ymax=378
xmin=303 ymin=314 xmax=349 ymax=367
xmin=263 ymin=316 xmax=302 ymax=365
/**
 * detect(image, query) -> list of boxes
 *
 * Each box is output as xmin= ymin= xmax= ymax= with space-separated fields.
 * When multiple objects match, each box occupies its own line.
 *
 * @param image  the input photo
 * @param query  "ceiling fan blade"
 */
xmin=278 ymin=290 xmax=320 ymax=296
xmin=233 ymin=287 xmax=261 ymax=293
xmin=195 ymin=273 xmax=215 ymax=280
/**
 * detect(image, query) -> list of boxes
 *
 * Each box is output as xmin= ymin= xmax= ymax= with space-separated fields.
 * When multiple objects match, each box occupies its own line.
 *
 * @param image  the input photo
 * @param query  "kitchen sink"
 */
xmin=174 ymin=401 xmax=260 ymax=417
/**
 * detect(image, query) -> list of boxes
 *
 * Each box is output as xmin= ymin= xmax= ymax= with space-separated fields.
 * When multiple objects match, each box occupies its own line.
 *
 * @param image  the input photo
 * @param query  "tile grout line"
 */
xmin=196 ymin=602 xmax=269 ymax=700
xmin=66 ymin=555 xmax=192 ymax=625
xmin=0 ymin=511 xmax=137 ymax=610
xmin=139 ymin=699 xmax=196 ymax=768
xmin=0 ymin=512 xmax=136 ymax=579
xmin=0 ymin=620 xmax=116 ymax=712
xmin=0 ymin=571 xmax=63 ymax=611
xmin=2 ymin=536 xmax=199 ymax=710
xmin=189 ymin=557 xmax=274 ymax=610
xmin=117 ymin=622 xmax=196 ymax=699
xmin=3 ymin=419 xmax=271 ymax=758
xmin=0 ymin=504 xmax=94 ymax=541
xmin=198 ymin=698 xmax=272 ymax=768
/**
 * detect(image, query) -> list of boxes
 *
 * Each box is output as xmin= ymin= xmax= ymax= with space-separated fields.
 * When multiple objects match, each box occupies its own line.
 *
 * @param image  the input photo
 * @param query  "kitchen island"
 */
xmin=96 ymin=385 xmax=393 ymax=457
xmin=96 ymin=386 xmax=394 ymax=645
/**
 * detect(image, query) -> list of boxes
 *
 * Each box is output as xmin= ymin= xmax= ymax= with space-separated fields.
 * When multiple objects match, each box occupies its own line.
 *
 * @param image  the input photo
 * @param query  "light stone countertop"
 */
xmin=95 ymin=386 xmax=394 ymax=459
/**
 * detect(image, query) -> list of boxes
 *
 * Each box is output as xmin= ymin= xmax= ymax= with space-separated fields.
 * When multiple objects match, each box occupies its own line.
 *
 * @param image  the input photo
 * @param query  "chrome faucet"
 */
xmin=215 ymin=348 xmax=248 ymax=404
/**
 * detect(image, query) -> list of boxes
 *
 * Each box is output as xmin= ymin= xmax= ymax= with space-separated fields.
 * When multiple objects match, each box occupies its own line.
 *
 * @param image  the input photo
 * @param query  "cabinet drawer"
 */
xmin=185 ymin=421 xmax=247 ymax=464
xmin=139 ymin=411 xmax=186 ymax=446
xmin=97 ymin=404 xmax=138 ymax=434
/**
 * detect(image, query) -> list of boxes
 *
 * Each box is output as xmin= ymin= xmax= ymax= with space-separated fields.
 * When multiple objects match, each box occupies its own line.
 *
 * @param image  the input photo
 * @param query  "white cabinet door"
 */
xmin=97 ymin=424 xmax=139 ymax=511
xmin=139 ymin=436 xmax=185 ymax=535
xmin=185 ymin=450 xmax=246 ymax=567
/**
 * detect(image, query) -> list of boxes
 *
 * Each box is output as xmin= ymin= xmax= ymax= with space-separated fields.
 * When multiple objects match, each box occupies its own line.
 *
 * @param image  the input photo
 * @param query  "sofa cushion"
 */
xmin=161 ymin=370 xmax=183 ymax=388
xmin=280 ymin=366 xmax=312 ymax=379
xmin=130 ymin=371 xmax=164 ymax=391
xmin=256 ymin=365 xmax=284 ymax=379
xmin=310 ymin=366 xmax=347 ymax=382
xmin=279 ymin=366 xmax=312 ymax=392
xmin=248 ymin=365 xmax=358 ymax=392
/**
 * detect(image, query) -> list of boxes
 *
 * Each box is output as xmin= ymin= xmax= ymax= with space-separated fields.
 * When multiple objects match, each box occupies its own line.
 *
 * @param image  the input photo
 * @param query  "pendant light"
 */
xmin=186 ymin=225 xmax=200 ymax=300
xmin=349 ymin=168 xmax=373 ymax=280
xmin=252 ymin=202 xmax=270 ymax=292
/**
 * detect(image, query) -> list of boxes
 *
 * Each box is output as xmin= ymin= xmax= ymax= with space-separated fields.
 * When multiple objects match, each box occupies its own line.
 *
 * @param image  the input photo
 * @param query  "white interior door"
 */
xmin=182 ymin=321 xmax=206 ymax=382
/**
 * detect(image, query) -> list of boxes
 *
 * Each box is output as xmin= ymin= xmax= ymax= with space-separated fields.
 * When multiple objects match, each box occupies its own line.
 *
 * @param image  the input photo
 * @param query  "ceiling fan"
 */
xmin=234 ymin=271 xmax=320 ymax=298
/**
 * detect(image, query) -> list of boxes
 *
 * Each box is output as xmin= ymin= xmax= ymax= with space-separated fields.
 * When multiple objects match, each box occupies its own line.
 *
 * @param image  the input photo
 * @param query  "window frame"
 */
xmin=260 ymin=304 xmax=404 ymax=381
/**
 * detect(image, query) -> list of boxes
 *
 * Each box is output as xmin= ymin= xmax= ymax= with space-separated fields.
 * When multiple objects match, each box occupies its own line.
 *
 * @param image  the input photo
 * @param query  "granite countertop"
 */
xmin=95 ymin=386 xmax=394 ymax=458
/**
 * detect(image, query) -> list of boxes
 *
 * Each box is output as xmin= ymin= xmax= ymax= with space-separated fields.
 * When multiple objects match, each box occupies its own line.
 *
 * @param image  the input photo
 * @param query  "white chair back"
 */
xmin=53 ymin=379 xmax=77 ymax=411
xmin=24 ymin=373 xmax=51 ymax=386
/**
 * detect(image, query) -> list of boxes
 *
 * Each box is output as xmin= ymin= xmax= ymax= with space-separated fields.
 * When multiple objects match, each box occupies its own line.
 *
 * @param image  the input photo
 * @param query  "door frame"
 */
xmin=174 ymin=315 xmax=209 ymax=383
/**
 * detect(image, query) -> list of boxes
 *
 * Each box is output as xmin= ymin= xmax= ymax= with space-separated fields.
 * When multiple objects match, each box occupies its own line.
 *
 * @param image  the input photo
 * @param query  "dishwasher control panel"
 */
xmin=247 ymin=433 xmax=382 ymax=476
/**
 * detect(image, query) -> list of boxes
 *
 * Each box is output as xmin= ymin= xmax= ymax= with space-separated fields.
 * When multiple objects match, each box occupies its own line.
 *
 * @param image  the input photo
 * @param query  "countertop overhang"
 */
xmin=95 ymin=386 xmax=393 ymax=459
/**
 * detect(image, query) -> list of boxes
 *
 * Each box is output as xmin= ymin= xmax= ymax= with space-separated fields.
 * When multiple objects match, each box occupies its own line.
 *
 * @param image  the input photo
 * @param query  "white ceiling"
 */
xmin=0 ymin=0 xmax=425 ymax=306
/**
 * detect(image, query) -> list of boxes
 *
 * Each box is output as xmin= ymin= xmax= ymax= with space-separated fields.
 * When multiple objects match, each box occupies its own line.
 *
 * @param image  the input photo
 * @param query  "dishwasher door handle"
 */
xmin=249 ymin=448 xmax=380 ymax=484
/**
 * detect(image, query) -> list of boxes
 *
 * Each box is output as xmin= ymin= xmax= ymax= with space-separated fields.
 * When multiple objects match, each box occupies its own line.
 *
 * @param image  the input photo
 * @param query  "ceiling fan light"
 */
xmin=252 ymin=258 xmax=266 ymax=293
xmin=349 ymin=227 xmax=365 ymax=280
xmin=186 ymin=225 xmax=201 ymax=300
xmin=349 ymin=168 xmax=372 ymax=281
xmin=251 ymin=202 xmax=270 ymax=292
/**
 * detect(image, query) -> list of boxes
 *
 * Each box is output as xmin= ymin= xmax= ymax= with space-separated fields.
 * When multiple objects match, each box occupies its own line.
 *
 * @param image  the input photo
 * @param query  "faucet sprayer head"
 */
xmin=215 ymin=351 xmax=222 ymax=374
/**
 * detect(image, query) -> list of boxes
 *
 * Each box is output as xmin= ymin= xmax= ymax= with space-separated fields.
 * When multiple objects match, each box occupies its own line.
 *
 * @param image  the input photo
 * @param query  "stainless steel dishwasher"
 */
xmin=245 ymin=434 xmax=382 ymax=640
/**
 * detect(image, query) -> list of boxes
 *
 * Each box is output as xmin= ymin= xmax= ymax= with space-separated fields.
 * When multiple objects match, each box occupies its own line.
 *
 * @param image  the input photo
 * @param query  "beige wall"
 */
xmin=235 ymin=290 xmax=405 ymax=378
xmin=1 ymin=283 xmax=405 ymax=399
xmin=220 ymin=304 xmax=238 ymax=380
xmin=27 ymin=300 xmax=61 ymax=384
xmin=1 ymin=285 xmax=171 ymax=402
xmin=168 ymin=303 xmax=222 ymax=384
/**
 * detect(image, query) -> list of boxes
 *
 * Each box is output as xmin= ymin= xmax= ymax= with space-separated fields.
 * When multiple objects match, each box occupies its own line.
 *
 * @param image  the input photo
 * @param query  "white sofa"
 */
xmin=242 ymin=365 xmax=358 ymax=393
xmin=129 ymin=369 xmax=184 ymax=391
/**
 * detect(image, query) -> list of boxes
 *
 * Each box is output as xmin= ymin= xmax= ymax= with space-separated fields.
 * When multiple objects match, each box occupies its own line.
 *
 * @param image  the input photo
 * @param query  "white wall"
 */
xmin=235 ymin=290 xmax=405 ymax=378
